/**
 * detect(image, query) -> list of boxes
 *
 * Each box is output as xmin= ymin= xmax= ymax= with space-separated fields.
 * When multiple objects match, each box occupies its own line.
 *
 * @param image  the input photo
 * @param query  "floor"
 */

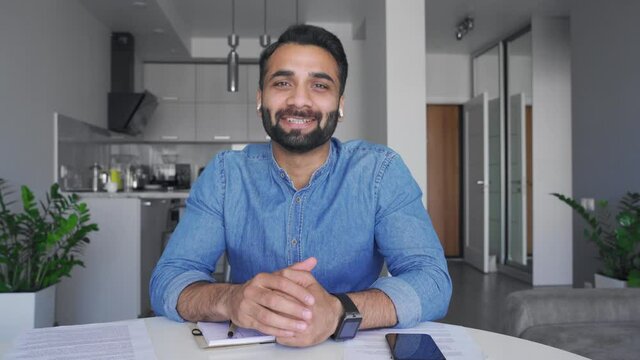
xmin=438 ymin=259 xmax=532 ymax=334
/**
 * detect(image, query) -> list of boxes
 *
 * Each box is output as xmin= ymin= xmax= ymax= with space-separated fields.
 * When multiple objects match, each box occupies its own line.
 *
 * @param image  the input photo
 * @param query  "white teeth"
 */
xmin=286 ymin=117 xmax=311 ymax=124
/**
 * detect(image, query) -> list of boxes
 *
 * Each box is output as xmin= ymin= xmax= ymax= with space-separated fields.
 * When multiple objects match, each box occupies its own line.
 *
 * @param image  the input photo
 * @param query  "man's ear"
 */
xmin=339 ymin=96 xmax=345 ymax=119
xmin=256 ymin=90 xmax=262 ymax=112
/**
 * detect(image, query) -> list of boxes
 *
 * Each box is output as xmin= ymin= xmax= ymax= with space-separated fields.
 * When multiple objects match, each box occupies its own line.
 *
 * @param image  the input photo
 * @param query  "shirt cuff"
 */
xmin=162 ymin=270 xmax=215 ymax=322
xmin=370 ymin=276 xmax=422 ymax=328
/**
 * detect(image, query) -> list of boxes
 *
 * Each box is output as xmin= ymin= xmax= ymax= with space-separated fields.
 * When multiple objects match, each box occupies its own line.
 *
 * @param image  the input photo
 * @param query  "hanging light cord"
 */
xmin=263 ymin=0 xmax=267 ymax=33
xmin=231 ymin=0 xmax=236 ymax=35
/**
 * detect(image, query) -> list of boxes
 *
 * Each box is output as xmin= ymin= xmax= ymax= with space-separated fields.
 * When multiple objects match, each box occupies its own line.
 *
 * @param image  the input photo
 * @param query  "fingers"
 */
xmin=230 ymin=272 xmax=316 ymax=335
xmin=277 ymin=268 xmax=319 ymax=290
xmin=288 ymin=257 xmax=318 ymax=272
xmin=255 ymin=272 xmax=316 ymax=307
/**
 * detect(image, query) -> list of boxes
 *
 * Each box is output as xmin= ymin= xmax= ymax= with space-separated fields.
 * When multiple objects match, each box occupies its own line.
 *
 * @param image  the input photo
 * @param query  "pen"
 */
xmin=227 ymin=321 xmax=238 ymax=338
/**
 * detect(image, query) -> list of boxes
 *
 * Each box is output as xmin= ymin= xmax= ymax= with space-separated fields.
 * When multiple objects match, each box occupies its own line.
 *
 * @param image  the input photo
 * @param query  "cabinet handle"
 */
xmin=143 ymin=201 xmax=152 ymax=206
xmin=213 ymin=135 xmax=231 ymax=140
xmin=161 ymin=135 xmax=179 ymax=140
xmin=162 ymin=96 xmax=179 ymax=101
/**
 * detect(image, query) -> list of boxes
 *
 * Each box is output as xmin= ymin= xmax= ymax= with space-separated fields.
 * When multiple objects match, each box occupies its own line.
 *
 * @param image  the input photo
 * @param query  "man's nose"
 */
xmin=286 ymin=85 xmax=313 ymax=108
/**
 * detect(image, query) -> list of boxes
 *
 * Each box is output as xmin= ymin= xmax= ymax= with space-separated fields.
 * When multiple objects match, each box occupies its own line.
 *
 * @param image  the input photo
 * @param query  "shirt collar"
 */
xmin=269 ymin=138 xmax=338 ymax=191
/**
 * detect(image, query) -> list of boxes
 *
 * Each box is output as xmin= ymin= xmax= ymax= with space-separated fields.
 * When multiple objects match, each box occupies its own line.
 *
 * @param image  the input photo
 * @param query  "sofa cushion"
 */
xmin=521 ymin=322 xmax=640 ymax=360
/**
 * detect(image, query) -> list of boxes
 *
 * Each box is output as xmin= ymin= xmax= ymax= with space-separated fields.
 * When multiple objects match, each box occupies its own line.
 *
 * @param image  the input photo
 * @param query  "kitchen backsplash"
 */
xmin=57 ymin=115 xmax=232 ymax=191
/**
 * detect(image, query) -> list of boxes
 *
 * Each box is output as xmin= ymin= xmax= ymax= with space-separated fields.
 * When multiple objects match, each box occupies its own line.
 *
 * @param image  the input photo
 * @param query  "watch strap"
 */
xmin=334 ymin=293 xmax=358 ymax=314
xmin=331 ymin=293 xmax=361 ymax=340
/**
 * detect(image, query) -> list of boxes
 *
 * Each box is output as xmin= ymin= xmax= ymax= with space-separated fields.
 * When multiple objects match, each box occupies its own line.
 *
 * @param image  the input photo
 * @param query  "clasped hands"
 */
xmin=225 ymin=257 xmax=342 ymax=347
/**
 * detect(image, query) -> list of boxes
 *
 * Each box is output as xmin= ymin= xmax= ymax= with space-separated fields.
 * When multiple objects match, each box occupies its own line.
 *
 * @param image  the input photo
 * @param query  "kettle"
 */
xmin=131 ymin=166 xmax=148 ymax=190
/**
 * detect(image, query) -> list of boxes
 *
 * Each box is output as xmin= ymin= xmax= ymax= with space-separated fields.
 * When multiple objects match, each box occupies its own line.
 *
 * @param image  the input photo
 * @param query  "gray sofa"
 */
xmin=504 ymin=288 xmax=640 ymax=360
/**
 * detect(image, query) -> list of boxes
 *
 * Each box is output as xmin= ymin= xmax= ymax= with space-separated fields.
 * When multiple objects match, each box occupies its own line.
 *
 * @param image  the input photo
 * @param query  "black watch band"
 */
xmin=331 ymin=293 xmax=363 ymax=341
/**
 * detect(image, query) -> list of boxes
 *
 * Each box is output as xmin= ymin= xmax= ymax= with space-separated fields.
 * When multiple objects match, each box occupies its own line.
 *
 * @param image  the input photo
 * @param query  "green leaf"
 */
xmin=628 ymin=270 xmax=640 ymax=288
xmin=0 ymin=181 xmax=98 ymax=292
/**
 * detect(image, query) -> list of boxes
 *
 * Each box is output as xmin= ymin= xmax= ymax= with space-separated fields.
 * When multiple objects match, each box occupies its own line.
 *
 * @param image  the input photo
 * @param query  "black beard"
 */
xmin=261 ymin=106 xmax=339 ymax=154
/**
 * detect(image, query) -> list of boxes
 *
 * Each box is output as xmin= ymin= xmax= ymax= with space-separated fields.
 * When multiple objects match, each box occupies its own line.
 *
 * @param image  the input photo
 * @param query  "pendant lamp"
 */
xmin=227 ymin=0 xmax=239 ymax=92
xmin=259 ymin=0 xmax=270 ymax=47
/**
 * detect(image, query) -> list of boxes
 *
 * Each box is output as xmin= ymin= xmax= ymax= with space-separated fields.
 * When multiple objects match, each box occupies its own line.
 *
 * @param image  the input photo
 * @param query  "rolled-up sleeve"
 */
xmin=370 ymin=154 xmax=452 ymax=328
xmin=149 ymin=153 xmax=227 ymax=321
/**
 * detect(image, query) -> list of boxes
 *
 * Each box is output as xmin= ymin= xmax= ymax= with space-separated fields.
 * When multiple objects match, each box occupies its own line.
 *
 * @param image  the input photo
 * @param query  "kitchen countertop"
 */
xmin=63 ymin=190 xmax=190 ymax=199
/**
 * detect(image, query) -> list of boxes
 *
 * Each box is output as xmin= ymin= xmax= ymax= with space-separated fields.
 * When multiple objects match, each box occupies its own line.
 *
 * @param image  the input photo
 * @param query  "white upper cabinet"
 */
xmin=144 ymin=102 xmax=195 ymax=141
xmin=196 ymin=104 xmax=248 ymax=142
xmin=143 ymin=63 xmax=268 ymax=143
xmin=196 ymin=64 xmax=248 ymax=103
xmin=247 ymin=66 xmax=270 ymax=142
xmin=144 ymin=64 xmax=196 ymax=102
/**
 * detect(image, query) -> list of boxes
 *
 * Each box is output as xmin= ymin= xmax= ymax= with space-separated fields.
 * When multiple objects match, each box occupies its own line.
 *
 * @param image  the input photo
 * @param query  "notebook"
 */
xmin=195 ymin=321 xmax=276 ymax=348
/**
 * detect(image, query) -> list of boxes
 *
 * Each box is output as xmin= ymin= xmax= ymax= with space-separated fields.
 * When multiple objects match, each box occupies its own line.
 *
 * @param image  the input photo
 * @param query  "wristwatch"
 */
xmin=331 ymin=293 xmax=363 ymax=341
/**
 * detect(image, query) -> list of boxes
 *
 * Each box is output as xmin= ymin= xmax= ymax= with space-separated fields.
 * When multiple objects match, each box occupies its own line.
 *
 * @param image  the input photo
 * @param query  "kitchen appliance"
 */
xmin=150 ymin=163 xmax=191 ymax=190
xmin=108 ymin=32 xmax=158 ymax=136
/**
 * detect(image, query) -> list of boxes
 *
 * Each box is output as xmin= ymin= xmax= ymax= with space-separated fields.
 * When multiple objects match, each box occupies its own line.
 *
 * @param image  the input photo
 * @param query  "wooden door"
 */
xmin=427 ymin=105 xmax=461 ymax=257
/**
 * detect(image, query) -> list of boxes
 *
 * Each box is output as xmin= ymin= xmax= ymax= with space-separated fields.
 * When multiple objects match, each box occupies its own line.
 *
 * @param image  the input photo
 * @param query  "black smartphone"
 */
xmin=385 ymin=333 xmax=446 ymax=360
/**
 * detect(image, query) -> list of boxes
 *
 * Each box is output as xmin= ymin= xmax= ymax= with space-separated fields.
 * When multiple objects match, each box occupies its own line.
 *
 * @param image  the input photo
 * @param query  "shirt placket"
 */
xmin=287 ymin=191 xmax=305 ymax=265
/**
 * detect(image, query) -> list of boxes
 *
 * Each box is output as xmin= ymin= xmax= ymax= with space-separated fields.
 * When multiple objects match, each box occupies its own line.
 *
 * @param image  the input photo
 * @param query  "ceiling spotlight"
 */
xmin=132 ymin=1 xmax=147 ymax=7
xmin=455 ymin=16 xmax=474 ymax=41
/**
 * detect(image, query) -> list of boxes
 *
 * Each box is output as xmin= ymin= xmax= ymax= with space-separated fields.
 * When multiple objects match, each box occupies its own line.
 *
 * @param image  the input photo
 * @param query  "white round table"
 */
xmin=146 ymin=317 xmax=588 ymax=360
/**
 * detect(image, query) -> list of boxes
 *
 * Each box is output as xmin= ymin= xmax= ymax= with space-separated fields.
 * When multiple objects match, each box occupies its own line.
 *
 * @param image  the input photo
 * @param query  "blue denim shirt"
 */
xmin=150 ymin=138 xmax=451 ymax=328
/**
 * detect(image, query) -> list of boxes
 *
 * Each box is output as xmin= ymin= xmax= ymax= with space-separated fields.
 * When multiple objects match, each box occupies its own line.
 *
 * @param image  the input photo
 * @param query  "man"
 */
xmin=150 ymin=24 xmax=451 ymax=348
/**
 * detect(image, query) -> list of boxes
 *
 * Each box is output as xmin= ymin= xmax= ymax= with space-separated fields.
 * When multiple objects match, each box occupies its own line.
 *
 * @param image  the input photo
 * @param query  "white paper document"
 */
xmin=344 ymin=322 xmax=485 ymax=360
xmin=6 ymin=319 xmax=157 ymax=360
xmin=196 ymin=321 xmax=275 ymax=347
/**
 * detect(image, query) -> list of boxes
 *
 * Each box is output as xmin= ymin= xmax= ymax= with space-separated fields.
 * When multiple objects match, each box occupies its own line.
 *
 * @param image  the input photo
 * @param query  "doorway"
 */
xmin=427 ymin=104 xmax=462 ymax=257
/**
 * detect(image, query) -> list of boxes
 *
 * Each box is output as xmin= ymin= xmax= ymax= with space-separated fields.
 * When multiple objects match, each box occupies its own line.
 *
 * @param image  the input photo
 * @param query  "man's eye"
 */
xmin=313 ymin=83 xmax=329 ymax=90
xmin=273 ymin=81 xmax=290 ymax=87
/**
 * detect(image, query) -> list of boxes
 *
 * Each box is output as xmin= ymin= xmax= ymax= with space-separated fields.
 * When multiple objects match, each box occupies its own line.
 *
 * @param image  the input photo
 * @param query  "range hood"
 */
xmin=108 ymin=32 xmax=157 ymax=136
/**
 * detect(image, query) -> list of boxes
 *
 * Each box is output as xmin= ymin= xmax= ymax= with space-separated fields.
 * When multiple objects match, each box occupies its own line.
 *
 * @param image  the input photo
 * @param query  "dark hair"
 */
xmin=258 ymin=24 xmax=348 ymax=95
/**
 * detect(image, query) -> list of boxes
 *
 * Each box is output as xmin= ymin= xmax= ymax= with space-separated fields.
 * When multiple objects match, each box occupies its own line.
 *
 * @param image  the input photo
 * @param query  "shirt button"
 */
xmin=295 ymin=196 xmax=301 ymax=204
xmin=291 ymin=239 xmax=298 ymax=246
xmin=280 ymin=172 xmax=285 ymax=178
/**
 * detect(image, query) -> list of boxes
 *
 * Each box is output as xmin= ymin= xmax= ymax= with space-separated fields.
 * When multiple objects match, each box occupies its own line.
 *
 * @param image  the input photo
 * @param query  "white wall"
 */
xmin=386 ymin=0 xmax=427 ymax=202
xmin=531 ymin=17 xmax=572 ymax=286
xmin=427 ymin=53 xmax=471 ymax=104
xmin=355 ymin=0 xmax=387 ymax=145
xmin=0 ymin=0 xmax=110 ymax=194
xmin=570 ymin=0 xmax=640 ymax=287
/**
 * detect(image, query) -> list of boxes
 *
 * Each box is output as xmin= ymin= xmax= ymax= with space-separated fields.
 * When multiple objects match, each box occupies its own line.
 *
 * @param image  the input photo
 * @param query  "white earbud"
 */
xmin=339 ymin=108 xmax=344 ymax=117
xmin=257 ymin=104 xmax=262 ymax=111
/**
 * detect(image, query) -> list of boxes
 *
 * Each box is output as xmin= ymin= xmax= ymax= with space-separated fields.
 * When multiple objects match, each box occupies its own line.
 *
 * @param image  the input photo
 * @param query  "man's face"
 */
xmin=258 ymin=44 xmax=344 ymax=153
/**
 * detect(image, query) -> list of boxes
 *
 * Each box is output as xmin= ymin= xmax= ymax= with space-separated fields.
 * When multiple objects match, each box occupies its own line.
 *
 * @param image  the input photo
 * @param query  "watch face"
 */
xmin=337 ymin=317 xmax=362 ymax=339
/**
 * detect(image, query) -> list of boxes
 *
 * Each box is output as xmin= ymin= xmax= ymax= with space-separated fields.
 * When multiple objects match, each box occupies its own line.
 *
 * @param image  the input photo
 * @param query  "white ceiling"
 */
xmin=79 ymin=0 xmax=572 ymax=60
xmin=426 ymin=0 xmax=571 ymax=54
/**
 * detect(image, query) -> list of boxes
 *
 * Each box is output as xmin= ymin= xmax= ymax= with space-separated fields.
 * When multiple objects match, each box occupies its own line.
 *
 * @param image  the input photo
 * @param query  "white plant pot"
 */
xmin=594 ymin=273 xmax=628 ymax=288
xmin=0 ymin=285 xmax=56 ymax=341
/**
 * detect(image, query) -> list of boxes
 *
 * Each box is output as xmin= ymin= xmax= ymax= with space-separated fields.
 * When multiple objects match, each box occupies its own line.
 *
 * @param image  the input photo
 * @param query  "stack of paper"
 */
xmin=196 ymin=321 xmax=275 ymax=348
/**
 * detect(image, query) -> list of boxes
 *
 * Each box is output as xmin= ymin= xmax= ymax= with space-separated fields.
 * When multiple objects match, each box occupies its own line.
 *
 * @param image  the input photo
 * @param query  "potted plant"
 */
xmin=0 ymin=178 xmax=98 ymax=339
xmin=552 ymin=192 xmax=640 ymax=288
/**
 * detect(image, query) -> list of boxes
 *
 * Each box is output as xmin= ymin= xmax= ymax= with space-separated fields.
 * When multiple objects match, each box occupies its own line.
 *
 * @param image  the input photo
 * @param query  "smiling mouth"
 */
xmin=284 ymin=117 xmax=314 ymax=124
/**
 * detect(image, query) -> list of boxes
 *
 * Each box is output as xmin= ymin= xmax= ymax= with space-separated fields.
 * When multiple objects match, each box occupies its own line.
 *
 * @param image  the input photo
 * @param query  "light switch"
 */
xmin=580 ymin=198 xmax=595 ymax=211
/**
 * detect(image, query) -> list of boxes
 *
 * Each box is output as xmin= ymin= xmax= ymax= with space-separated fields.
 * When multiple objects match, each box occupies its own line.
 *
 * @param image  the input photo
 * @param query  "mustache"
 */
xmin=274 ymin=107 xmax=323 ymax=122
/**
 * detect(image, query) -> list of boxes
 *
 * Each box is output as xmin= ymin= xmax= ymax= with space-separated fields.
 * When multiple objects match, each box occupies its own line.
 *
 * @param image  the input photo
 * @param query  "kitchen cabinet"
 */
xmin=56 ymin=198 xmax=171 ymax=325
xmin=144 ymin=102 xmax=196 ymax=141
xmin=144 ymin=64 xmax=196 ymax=102
xmin=196 ymin=103 xmax=248 ymax=142
xmin=247 ymin=66 xmax=270 ymax=142
xmin=196 ymin=64 xmax=248 ymax=103
xmin=143 ymin=63 xmax=268 ymax=143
